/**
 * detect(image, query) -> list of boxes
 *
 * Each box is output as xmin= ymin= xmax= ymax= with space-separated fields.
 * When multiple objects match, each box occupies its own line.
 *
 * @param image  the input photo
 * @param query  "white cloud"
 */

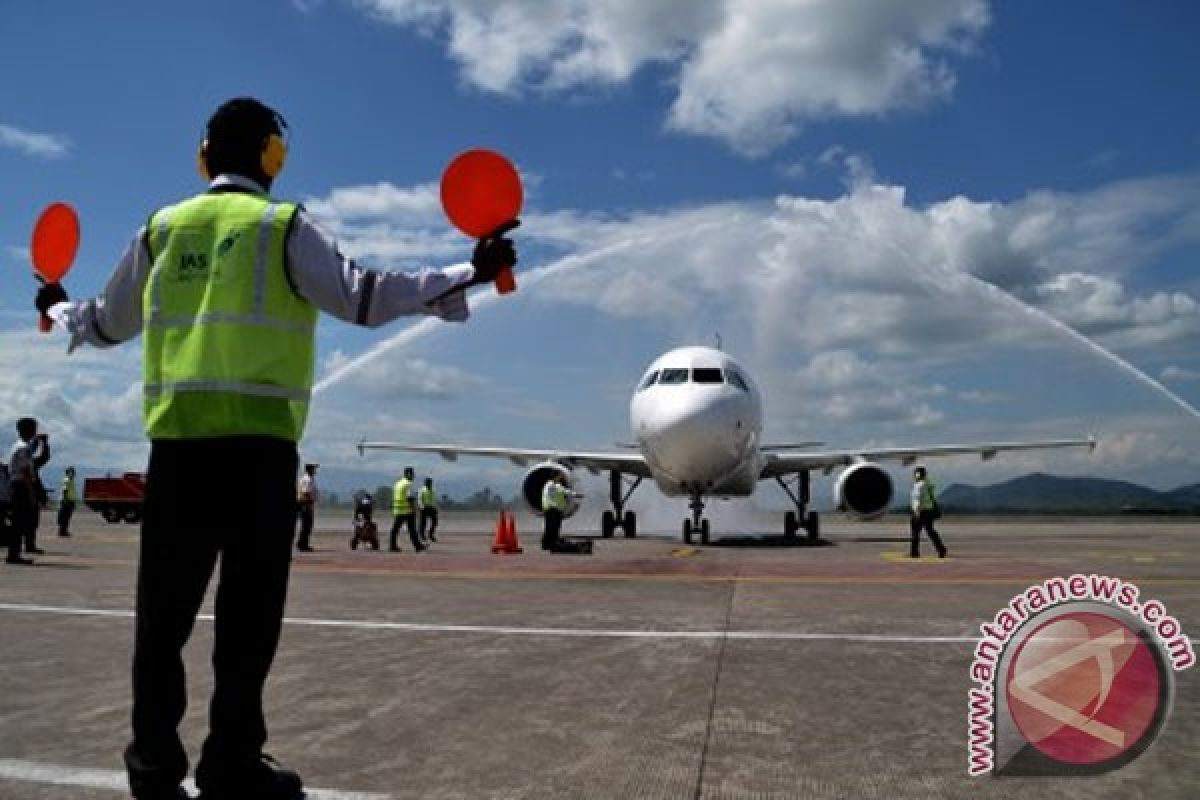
xmin=0 ymin=327 xmax=146 ymax=470
xmin=348 ymin=0 xmax=990 ymax=154
xmin=1162 ymin=365 xmax=1200 ymax=382
xmin=320 ymin=350 xmax=485 ymax=399
xmin=0 ymin=123 xmax=71 ymax=159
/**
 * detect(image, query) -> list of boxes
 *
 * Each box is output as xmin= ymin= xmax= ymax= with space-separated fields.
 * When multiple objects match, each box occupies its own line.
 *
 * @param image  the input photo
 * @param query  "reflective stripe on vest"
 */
xmin=393 ymin=479 xmax=413 ymax=514
xmin=142 ymin=193 xmax=317 ymax=441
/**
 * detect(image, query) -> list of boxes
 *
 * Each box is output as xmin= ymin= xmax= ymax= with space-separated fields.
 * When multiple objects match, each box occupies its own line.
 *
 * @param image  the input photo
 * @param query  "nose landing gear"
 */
xmin=682 ymin=493 xmax=710 ymax=545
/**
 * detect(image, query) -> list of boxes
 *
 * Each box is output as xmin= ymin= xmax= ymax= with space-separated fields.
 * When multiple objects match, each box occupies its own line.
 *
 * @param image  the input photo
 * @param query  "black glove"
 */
xmin=470 ymin=219 xmax=520 ymax=286
xmin=36 ymin=282 xmax=68 ymax=314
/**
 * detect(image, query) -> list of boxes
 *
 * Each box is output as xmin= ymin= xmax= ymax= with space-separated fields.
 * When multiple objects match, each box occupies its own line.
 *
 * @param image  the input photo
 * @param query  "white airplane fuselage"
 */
xmin=630 ymin=347 xmax=763 ymax=497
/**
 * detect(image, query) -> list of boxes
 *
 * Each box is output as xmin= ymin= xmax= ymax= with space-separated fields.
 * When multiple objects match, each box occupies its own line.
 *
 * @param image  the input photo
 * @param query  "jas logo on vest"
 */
xmin=175 ymin=232 xmax=240 ymax=283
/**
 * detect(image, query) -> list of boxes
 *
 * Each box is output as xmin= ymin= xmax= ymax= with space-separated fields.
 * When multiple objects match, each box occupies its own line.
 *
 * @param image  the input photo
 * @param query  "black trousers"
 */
xmin=542 ymin=509 xmax=563 ymax=550
xmin=2 ymin=500 xmax=19 ymax=561
xmin=910 ymin=511 xmax=947 ymax=558
xmin=295 ymin=506 xmax=314 ymax=549
xmin=390 ymin=512 xmax=418 ymax=550
xmin=8 ymin=489 xmax=35 ymax=561
xmin=57 ymin=501 xmax=75 ymax=535
xmin=419 ymin=508 xmax=438 ymax=539
xmin=124 ymin=437 xmax=297 ymax=797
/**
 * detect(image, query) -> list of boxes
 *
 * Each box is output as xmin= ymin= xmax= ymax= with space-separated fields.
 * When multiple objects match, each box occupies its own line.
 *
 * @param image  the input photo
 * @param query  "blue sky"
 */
xmin=2 ymin=0 xmax=1199 ymax=499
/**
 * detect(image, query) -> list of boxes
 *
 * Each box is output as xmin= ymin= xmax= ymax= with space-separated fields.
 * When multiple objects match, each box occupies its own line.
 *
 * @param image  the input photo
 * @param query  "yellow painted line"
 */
xmin=881 ymin=551 xmax=945 ymax=563
xmin=1133 ymin=556 xmax=1156 ymax=564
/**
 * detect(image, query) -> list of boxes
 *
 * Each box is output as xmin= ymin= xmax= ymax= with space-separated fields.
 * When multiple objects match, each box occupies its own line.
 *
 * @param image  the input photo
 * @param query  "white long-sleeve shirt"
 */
xmin=52 ymin=174 xmax=476 ymax=352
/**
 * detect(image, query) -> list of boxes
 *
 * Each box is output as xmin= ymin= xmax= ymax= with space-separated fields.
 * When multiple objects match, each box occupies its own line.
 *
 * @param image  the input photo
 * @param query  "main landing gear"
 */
xmin=776 ymin=471 xmax=819 ymax=542
xmin=601 ymin=471 xmax=642 ymax=538
xmin=682 ymin=493 xmax=710 ymax=546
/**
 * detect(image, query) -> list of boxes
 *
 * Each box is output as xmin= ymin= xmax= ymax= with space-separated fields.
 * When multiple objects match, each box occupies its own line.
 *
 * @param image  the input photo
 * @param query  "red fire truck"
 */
xmin=83 ymin=472 xmax=145 ymax=524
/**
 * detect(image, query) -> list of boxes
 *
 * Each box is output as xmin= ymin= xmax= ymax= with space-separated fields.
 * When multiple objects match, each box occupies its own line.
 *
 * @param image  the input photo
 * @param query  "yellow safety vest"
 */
xmin=393 ymin=478 xmax=413 ymax=514
xmin=542 ymin=482 xmax=568 ymax=513
xmin=418 ymin=486 xmax=436 ymax=509
xmin=142 ymin=192 xmax=317 ymax=440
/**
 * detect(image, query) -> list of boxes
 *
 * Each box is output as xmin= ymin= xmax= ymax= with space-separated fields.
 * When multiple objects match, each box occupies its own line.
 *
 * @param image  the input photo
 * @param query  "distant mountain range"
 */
xmin=938 ymin=473 xmax=1200 ymax=514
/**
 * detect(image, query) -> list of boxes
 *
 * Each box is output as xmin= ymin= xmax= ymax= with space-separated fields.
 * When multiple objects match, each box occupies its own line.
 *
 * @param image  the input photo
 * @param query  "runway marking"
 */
xmin=0 ymin=602 xmax=975 ymax=642
xmin=17 ymin=555 xmax=1200 ymax=586
xmin=0 ymin=758 xmax=390 ymax=799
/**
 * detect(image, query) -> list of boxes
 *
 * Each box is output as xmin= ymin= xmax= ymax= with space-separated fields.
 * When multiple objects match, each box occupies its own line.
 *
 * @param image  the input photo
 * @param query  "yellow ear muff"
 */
xmin=197 ymin=139 xmax=211 ymax=182
xmin=261 ymin=133 xmax=287 ymax=179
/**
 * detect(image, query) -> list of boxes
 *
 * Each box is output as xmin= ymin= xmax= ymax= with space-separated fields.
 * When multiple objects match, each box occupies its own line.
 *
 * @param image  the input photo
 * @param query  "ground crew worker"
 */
xmin=58 ymin=465 xmax=78 ymax=537
xmin=295 ymin=463 xmax=318 ymax=552
xmin=910 ymin=465 xmax=947 ymax=559
xmin=541 ymin=475 xmax=575 ymax=552
xmin=8 ymin=418 xmax=49 ymax=562
xmin=36 ymin=96 xmax=517 ymax=800
xmin=390 ymin=466 xmax=420 ymax=552
xmin=418 ymin=477 xmax=439 ymax=544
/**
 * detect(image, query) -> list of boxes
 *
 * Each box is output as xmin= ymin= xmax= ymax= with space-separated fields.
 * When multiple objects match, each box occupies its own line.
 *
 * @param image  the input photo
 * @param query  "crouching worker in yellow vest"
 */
xmin=541 ymin=475 xmax=584 ymax=553
xmin=35 ymin=97 xmax=518 ymax=800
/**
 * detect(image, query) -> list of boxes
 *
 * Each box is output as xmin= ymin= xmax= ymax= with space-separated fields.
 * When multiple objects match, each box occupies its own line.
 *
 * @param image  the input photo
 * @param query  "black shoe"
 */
xmin=296 ymin=545 xmax=314 ymax=553
xmin=27 ymin=547 xmax=46 ymax=555
xmin=198 ymin=754 xmax=303 ymax=800
xmin=6 ymin=557 xmax=33 ymax=565
xmin=388 ymin=546 xmax=402 ymax=552
xmin=938 ymin=550 xmax=948 ymax=559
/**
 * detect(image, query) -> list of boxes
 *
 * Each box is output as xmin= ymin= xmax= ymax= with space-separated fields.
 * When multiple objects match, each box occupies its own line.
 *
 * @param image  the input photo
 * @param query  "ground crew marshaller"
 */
xmin=418 ymin=477 xmax=439 ymax=544
xmin=58 ymin=465 xmax=77 ymax=537
xmin=390 ymin=466 xmax=420 ymax=552
xmin=909 ymin=465 xmax=947 ymax=559
xmin=37 ymin=96 xmax=517 ymax=800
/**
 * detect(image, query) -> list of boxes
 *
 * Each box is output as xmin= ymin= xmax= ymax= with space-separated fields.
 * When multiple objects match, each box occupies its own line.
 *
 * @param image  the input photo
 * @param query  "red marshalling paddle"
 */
xmin=440 ymin=149 xmax=522 ymax=294
xmin=30 ymin=202 xmax=80 ymax=332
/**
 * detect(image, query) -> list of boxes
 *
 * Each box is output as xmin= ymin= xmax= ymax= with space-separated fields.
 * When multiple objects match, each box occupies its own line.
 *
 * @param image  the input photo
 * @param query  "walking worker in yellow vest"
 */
xmin=909 ymin=465 xmax=948 ymax=559
xmin=418 ymin=476 xmax=439 ymax=544
xmin=35 ymin=97 xmax=517 ymax=800
xmin=57 ymin=465 xmax=77 ymax=537
xmin=390 ymin=466 xmax=420 ymax=552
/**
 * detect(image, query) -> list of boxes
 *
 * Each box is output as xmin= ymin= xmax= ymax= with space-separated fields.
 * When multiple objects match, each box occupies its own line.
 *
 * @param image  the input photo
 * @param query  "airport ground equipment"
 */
xmin=83 ymin=472 xmax=145 ymax=523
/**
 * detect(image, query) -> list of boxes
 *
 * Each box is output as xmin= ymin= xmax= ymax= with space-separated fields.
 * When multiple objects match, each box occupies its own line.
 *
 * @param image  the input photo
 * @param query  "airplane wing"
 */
xmin=758 ymin=437 xmax=1096 ymax=479
xmin=357 ymin=442 xmax=653 ymax=478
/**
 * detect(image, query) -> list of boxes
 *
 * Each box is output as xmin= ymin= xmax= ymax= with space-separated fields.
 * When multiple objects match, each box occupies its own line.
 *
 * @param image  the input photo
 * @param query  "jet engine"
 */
xmin=521 ymin=462 xmax=580 ymax=517
xmin=833 ymin=462 xmax=893 ymax=520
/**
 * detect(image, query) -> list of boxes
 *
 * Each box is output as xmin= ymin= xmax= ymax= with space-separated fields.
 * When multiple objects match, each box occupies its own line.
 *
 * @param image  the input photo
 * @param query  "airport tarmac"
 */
xmin=0 ymin=511 xmax=1196 ymax=799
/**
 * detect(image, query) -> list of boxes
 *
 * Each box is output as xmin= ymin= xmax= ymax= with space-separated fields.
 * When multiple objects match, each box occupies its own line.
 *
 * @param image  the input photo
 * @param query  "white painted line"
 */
xmin=0 ymin=602 xmax=975 ymax=642
xmin=0 ymin=758 xmax=390 ymax=799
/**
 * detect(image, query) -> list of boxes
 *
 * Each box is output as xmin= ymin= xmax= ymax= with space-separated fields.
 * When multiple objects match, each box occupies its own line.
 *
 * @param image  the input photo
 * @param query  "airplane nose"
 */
xmin=645 ymin=396 xmax=746 ymax=486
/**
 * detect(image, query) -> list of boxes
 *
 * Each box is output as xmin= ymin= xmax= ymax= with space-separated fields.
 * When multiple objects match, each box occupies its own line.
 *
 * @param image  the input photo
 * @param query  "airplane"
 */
xmin=358 ymin=346 xmax=1096 ymax=544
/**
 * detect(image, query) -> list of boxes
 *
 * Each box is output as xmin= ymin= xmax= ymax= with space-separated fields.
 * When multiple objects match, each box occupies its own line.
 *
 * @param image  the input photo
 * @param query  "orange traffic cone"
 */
xmin=504 ymin=510 xmax=522 ymax=554
xmin=491 ymin=510 xmax=509 ymax=553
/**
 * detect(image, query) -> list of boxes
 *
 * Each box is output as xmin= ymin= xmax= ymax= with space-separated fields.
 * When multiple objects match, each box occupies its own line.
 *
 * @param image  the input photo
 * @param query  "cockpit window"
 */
xmin=638 ymin=370 xmax=659 ymax=391
xmin=658 ymin=368 xmax=689 ymax=385
xmin=726 ymin=370 xmax=749 ymax=392
xmin=692 ymin=368 xmax=724 ymax=384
